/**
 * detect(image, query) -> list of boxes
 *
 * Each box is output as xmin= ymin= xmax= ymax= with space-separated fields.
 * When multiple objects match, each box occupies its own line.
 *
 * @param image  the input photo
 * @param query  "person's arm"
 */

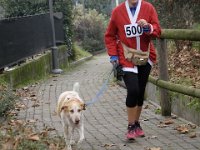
xmin=104 ymin=10 xmax=118 ymax=57
xmin=137 ymin=5 xmax=161 ymax=38
xmin=148 ymin=5 xmax=161 ymax=38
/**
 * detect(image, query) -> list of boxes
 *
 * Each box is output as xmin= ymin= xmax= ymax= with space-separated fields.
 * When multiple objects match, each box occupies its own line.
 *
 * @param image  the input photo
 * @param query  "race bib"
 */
xmin=124 ymin=23 xmax=143 ymax=38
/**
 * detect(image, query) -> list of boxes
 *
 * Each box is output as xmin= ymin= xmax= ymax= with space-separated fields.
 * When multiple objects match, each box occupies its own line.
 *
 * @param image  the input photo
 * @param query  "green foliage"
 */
xmin=0 ymin=80 xmax=16 ymax=117
xmin=148 ymin=0 xmax=200 ymax=29
xmin=73 ymin=4 xmax=107 ymax=52
xmin=155 ymin=108 xmax=161 ymax=114
xmin=54 ymin=0 xmax=73 ymax=38
xmin=0 ymin=0 xmax=73 ymax=38
xmin=83 ymin=0 xmax=124 ymax=15
xmin=72 ymin=42 xmax=91 ymax=61
xmin=17 ymin=140 xmax=48 ymax=150
xmin=0 ymin=0 xmax=48 ymax=18
xmin=84 ymin=0 xmax=112 ymax=15
xmin=187 ymin=98 xmax=200 ymax=111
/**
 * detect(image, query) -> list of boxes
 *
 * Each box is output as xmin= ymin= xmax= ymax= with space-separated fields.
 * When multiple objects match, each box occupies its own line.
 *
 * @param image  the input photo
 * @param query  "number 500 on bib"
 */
xmin=124 ymin=23 xmax=143 ymax=38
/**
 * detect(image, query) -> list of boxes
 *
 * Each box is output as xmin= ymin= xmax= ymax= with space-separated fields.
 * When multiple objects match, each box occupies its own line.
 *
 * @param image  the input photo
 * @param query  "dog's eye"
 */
xmin=78 ymin=109 xmax=81 ymax=112
xmin=70 ymin=110 xmax=74 ymax=113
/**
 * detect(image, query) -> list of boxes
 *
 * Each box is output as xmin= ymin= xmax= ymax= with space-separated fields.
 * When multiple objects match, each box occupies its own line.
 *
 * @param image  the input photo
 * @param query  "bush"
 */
xmin=73 ymin=4 xmax=107 ymax=52
xmin=0 ymin=79 xmax=16 ymax=117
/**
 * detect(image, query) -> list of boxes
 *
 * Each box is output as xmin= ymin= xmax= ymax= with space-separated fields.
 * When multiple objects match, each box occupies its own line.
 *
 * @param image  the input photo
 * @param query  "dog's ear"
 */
xmin=81 ymin=103 xmax=86 ymax=110
xmin=61 ymin=105 xmax=68 ymax=111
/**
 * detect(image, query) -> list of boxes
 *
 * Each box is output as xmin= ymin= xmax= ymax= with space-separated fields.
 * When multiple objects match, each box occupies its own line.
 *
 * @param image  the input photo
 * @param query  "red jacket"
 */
xmin=105 ymin=0 xmax=161 ymax=68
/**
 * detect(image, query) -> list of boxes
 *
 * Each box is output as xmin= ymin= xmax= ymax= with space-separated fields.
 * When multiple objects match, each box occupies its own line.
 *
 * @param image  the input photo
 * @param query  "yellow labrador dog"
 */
xmin=57 ymin=82 xmax=86 ymax=150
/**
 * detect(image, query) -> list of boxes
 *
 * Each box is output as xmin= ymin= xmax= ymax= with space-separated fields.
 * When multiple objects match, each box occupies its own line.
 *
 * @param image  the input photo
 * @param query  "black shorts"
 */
xmin=123 ymin=63 xmax=152 ymax=107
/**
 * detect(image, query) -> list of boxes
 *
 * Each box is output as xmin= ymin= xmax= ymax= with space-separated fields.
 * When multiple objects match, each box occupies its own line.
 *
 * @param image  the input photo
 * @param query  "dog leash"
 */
xmin=85 ymin=66 xmax=115 ymax=106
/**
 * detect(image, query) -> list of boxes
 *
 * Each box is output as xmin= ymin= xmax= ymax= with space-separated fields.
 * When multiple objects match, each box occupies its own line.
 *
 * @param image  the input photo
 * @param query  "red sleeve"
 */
xmin=104 ymin=10 xmax=118 ymax=56
xmin=148 ymin=5 xmax=161 ymax=38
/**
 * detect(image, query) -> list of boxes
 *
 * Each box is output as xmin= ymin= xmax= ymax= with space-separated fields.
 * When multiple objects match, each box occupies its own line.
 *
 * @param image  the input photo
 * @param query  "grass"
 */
xmin=0 ymin=79 xmax=16 ymax=117
xmin=72 ymin=42 xmax=92 ymax=61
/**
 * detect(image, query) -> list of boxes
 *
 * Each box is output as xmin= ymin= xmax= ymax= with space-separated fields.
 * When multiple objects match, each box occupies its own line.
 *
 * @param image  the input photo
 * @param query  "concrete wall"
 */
xmin=146 ymin=82 xmax=200 ymax=125
xmin=0 ymin=46 xmax=69 ymax=88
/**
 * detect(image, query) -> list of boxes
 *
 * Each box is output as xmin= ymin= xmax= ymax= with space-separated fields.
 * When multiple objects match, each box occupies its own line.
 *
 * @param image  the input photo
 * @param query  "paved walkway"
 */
xmin=18 ymin=53 xmax=200 ymax=150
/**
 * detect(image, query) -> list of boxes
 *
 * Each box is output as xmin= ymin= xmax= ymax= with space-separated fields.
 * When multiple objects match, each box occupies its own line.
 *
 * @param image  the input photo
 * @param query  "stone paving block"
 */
xmin=17 ymin=53 xmax=200 ymax=150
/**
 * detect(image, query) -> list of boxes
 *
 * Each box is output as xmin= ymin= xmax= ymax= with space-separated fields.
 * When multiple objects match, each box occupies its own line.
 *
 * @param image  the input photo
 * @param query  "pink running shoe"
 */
xmin=126 ymin=124 xmax=137 ymax=140
xmin=135 ymin=121 xmax=145 ymax=137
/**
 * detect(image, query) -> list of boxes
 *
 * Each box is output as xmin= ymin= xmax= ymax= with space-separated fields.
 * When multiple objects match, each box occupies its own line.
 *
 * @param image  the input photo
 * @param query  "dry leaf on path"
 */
xmin=46 ymin=127 xmax=56 ymax=131
xmin=188 ymin=123 xmax=196 ymax=129
xmin=27 ymin=134 xmax=40 ymax=141
xmin=143 ymin=105 xmax=149 ymax=109
xmin=2 ymin=138 xmax=14 ymax=150
xmin=189 ymin=132 xmax=197 ymax=138
xmin=40 ymin=131 xmax=48 ymax=137
xmin=102 ymin=143 xmax=117 ymax=148
xmin=27 ymin=119 xmax=37 ymax=124
xmin=49 ymin=143 xmax=59 ymax=150
xmin=32 ymin=103 xmax=40 ymax=107
xmin=143 ymin=118 xmax=149 ymax=121
xmin=13 ymin=136 xmax=21 ymax=150
xmin=176 ymin=125 xmax=189 ymax=134
xmin=163 ymin=119 xmax=174 ymax=125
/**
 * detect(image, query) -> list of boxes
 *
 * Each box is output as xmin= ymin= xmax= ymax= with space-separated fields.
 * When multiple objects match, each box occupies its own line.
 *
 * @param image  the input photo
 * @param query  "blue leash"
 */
xmin=85 ymin=67 xmax=114 ymax=106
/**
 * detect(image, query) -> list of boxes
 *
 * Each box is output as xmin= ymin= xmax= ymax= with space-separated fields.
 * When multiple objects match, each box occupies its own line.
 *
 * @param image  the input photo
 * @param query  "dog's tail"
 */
xmin=73 ymin=82 xmax=80 ymax=93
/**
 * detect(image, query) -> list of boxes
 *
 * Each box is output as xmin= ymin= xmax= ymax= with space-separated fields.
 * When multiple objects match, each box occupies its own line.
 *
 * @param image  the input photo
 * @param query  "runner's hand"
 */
xmin=137 ymin=19 xmax=148 ymax=27
xmin=110 ymin=56 xmax=119 ymax=65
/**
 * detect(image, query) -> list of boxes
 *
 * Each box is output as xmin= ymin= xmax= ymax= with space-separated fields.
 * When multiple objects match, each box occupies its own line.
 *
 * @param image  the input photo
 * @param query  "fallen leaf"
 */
xmin=163 ymin=119 xmax=174 ymax=125
xmin=30 ymin=94 xmax=36 ymax=97
xmin=188 ymin=123 xmax=196 ymax=129
xmin=189 ymin=132 xmax=197 ymax=138
xmin=40 ymin=131 xmax=48 ymax=137
xmin=49 ymin=143 xmax=58 ymax=150
xmin=24 ymin=127 xmax=33 ymax=135
xmin=143 ymin=105 xmax=149 ymax=109
xmin=27 ymin=119 xmax=37 ymax=124
xmin=2 ymin=138 xmax=14 ymax=150
xmin=27 ymin=134 xmax=40 ymax=141
xmin=32 ymin=103 xmax=40 ymax=107
xmin=143 ymin=118 xmax=149 ymax=121
xmin=176 ymin=125 xmax=189 ymax=134
xmin=31 ymin=97 xmax=37 ymax=101
xmin=47 ymin=127 xmax=56 ymax=131
xmin=14 ymin=136 xmax=21 ymax=149
xmin=8 ymin=111 xmax=18 ymax=116
xmin=102 ymin=143 xmax=116 ymax=148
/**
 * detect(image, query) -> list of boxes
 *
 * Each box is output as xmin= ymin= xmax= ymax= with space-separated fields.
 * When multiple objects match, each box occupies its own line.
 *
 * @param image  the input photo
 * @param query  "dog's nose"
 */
xmin=75 ymin=119 xmax=80 ymax=124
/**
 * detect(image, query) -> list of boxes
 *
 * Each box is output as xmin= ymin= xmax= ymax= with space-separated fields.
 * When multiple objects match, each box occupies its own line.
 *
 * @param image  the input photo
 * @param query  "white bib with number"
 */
xmin=124 ymin=23 xmax=143 ymax=38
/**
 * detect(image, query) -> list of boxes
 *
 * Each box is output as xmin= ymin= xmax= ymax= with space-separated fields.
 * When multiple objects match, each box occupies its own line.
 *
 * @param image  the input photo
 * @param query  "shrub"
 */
xmin=0 ymin=79 xmax=16 ymax=117
xmin=73 ymin=4 xmax=107 ymax=52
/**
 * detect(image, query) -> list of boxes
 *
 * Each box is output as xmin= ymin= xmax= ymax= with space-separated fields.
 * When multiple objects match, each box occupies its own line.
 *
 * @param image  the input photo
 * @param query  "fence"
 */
xmin=152 ymin=29 xmax=200 ymax=116
xmin=0 ymin=12 xmax=65 ymax=70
